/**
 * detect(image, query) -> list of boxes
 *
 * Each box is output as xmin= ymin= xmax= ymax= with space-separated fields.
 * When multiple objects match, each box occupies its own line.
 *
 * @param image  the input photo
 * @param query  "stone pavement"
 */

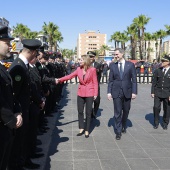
xmin=33 ymin=84 xmax=170 ymax=170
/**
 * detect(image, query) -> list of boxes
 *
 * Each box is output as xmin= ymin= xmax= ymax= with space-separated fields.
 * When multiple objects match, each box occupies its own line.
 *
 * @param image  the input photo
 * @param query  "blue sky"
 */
xmin=1 ymin=0 xmax=170 ymax=49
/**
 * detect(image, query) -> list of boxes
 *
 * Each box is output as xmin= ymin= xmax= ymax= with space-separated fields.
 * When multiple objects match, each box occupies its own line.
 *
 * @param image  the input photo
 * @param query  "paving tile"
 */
xmin=100 ymin=159 xmax=130 ymax=170
xmin=97 ymin=150 xmax=124 ymax=160
xmin=48 ymin=161 xmax=73 ymax=170
xmin=74 ymin=160 xmax=102 ymax=170
xmin=137 ymin=140 xmax=164 ymax=149
xmin=50 ymin=151 xmax=73 ymax=161
xmin=152 ymin=158 xmax=170 ymax=169
xmin=121 ymin=149 xmax=149 ymax=159
xmin=73 ymin=151 xmax=98 ymax=160
xmin=145 ymin=148 xmax=170 ymax=158
xmin=95 ymin=141 xmax=118 ymax=150
xmin=73 ymin=141 xmax=96 ymax=151
xmin=126 ymin=158 xmax=159 ymax=170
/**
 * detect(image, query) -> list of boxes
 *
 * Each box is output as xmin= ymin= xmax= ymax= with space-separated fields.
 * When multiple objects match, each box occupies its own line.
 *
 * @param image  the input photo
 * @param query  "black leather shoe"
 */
xmin=31 ymin=153 xmax=44 ymax=159
xmin=153 ymin=124 xmax=158 ymax=129
xmin=85 ymin=134 xmax=89 ymax=138
xmin=122 ymin=127 xmax=126 ymax=133
xmin=24 ymin=159 xmax=40 ymax=169
xmin=163 ymin=124 xmax=168 ymax=130
xmin=77 ymin=130 xmax=85 ymax=136
xmin=116 ymin=133 xmax=121 ymax=140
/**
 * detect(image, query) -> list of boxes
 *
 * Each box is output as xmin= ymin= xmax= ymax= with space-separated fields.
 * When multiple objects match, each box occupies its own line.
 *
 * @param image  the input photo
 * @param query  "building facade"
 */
xmin=163 ymin=40 xmax=170 ymax=55
xmin=77 ymin=30 xmax=106 ymax=57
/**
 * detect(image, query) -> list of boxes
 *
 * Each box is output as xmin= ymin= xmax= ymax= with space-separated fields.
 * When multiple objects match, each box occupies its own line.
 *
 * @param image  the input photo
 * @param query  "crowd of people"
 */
xmin=1 ymin=25 xmax=170 ymax=170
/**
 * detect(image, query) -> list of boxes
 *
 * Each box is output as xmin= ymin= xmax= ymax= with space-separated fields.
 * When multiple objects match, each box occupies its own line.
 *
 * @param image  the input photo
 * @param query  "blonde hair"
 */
xmin=81 ymin=55 xmax=91 ymax=71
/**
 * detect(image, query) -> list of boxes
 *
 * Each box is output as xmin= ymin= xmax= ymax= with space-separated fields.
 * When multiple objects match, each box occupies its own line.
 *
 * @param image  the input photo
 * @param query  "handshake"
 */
xmin=55 ymin=78 xmax=60 ymax=85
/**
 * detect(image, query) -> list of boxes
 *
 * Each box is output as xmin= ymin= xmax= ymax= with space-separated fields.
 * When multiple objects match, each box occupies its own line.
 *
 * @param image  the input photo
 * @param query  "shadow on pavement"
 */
xmin=108 ymin=117 xmax=133 ymax=133
xmin=145 ymin=112 xmax=163 ymax=127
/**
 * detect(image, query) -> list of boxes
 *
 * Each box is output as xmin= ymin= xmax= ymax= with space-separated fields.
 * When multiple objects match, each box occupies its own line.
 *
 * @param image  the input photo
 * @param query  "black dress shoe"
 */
xmin=31 ymin=153 xmax=44 ymax=159
xmin=116 ymin=133 xmax=121 ymax=140
xmin=122 ymin=128 xmax=126 ymax=133
xmin=77 ymin=130 xmax=85 ymax=136
xmin=24 ymin=159 xmax=40 ymax=169
xmin=85 ymin=134 xmax=89 ymax=138
xmin=163 ymin=124 xmax=168 ymax=130
xmin=153 ymin=124 xmax=158 ymax=129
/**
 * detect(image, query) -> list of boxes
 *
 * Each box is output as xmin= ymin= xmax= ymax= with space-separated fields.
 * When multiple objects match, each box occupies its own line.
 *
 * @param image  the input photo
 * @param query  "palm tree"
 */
xmin=99 ymin=45 xmax=110 ymax=56
xmin=154 ymin=29 xmax=167 ymax=61
xmin=119 ymin=32 xmax=129 ymax=50
xmin=165 ymin=25 xmax=170 ymax=35
xmin=12 ymin=23 xmax=30 ymax=40
xmin=133 ymin=14 xmax=151 ymax=59
xmin=25 ymin=31 xmax=38 ymax=39
xmin=126 ymin=24 xmax=138 ymax=59
xmin=42 ymin=22 xmax=63 ymax=51
xmin=144 ymin=32 xmax=154 ymax=60
xmin=109 ymin=31 xmax=122 ymax=48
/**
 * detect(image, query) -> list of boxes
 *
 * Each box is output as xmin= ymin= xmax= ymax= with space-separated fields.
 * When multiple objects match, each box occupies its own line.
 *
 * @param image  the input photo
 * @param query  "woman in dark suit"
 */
xmin=58 ymin=56 xmax=98 ymax=138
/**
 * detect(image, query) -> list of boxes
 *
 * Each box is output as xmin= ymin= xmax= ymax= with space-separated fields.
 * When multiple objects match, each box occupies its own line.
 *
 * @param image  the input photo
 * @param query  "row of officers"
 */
xmin=0 ymin=26 xmax=102 ymax=170
xmin=0 ymin=26 xmax=70 ymax=170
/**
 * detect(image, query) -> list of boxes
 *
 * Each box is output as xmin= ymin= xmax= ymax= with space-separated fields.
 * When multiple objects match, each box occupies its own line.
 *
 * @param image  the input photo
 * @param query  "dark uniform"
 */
xmin=87 ymin=51 xmax=102 ymax=118
xmin=135 ymin=60 xmax=142 ymax=83
xmin=143 ymin=60 xmax=150 ymax=83
xmin=151 ymin=55 xmax=170 ymax=129
xmin=8 ymin=39 xmax=41 ymax=170
xmin=0 ymin=26 xmax=22 ymax=170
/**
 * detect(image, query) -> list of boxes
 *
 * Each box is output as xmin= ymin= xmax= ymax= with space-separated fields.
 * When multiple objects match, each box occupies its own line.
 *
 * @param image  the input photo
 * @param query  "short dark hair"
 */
xmin=114 ymin=48 xmax=125 ymax=54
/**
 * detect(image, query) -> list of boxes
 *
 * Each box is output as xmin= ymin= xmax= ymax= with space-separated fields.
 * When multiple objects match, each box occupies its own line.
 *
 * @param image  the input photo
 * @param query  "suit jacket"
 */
xmin=0 ymin=64 xmax=21 ymax=129
xmin=59 ymin=67 xmax=98 ymax=97
xmin=151 ymin=67 xmax=170 ymax=98
xmin=108 ymin=61 xmax=137 ymax=98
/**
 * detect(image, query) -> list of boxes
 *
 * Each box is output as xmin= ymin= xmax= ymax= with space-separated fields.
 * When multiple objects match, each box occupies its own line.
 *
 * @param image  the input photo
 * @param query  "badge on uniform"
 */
xmin=15 ymin=75 xmax=21 ymax=81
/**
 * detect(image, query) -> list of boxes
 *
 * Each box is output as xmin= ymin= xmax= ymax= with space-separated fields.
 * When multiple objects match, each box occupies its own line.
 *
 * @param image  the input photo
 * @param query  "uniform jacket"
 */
xmin=151 ymin=67 xmax=170 ymax=98
xmin=108 ymin=61 xmax=137 ymax=98
xmin=8 ymin=58 xmax=30 ymax=117
xmin=93 ymin=61 xmax=102 ymax=84
xmin=59 ymin=67 xmax=98 ymax=97
xmin=0 ymin=64 xmax=21 ymax=129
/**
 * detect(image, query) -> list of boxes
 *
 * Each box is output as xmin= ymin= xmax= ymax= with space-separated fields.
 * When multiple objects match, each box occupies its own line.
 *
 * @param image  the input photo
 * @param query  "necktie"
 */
xmin=26 ymin=63 xmax=29 ymax=70
xmin=119 ymin=62 xmax=123 ymax=79
xmin=163 ymin=68 xmax=166 ymax=75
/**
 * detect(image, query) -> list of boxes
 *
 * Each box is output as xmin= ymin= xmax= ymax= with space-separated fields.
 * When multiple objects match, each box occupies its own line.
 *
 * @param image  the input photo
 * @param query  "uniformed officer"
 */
xmin=151 ymin=55 xmax=170 ymax=130
xmin=87 ymin=51 xmax=102 ymax=119
xmin=8 ymin=39 xmax=42 ymax=170
xmin=135 ymin=59 xmax=142 ymax=83
xmin=143 ymin=59 xmax=150 ymax=84
xmin=0 ymin=26 xmax=22 ymax=170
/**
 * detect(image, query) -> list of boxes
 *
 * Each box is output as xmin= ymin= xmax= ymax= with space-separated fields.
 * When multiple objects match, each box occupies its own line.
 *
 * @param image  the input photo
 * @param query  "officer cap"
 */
xmin=22 ymin=39 xmax=42 ymax=50
xmin=87 ymin=51 xmax=96 ymax=57
xmin=161 ymin=55 xmax=170 ymax=62
xmin=0 ymin=26 xmax=14 ymax=40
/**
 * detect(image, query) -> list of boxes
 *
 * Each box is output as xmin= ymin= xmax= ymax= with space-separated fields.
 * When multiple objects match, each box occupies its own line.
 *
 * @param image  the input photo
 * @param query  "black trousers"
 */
xmin=77 ymin=96 xmax=93 ymax=132
xmin=93 ymin=86 xmax=100 ymax=116
xmin=153 ymin=96 xmax=170 ymax=125
xmin=0 ymin=124 xmax=14 ymax=170
xmin=113 ymin=89 xmax=131 ymax=133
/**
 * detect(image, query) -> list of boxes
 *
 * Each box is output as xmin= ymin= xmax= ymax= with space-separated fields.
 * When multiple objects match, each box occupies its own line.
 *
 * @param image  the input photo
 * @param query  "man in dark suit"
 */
xmin=107 ymin=48 xmax=137 ymax=140
xmin=0 ymin=26 xmax=23 ymax=170
xmin=8 ymin=39 xmax=42 ymax=170
xmin=87 ymin=51 xmax=102 ymax=119
xmin=151 ymin=55 xmax=170 ymax=130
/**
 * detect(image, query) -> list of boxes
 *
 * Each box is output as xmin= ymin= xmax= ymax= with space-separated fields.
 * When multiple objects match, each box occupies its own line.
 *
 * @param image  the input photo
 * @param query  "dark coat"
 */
xmin=0 ymin=64 xmax=21 ymax=129
xmin=8 ymin=58 xmax=31 ymax=121
xmin=108 ymin=61 xmax=137 ymax=98
xmin=151 ymin=67 xmax=170 ymax=98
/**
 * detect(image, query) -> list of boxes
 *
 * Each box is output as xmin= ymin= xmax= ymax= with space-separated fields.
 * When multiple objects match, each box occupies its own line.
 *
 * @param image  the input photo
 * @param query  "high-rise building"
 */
xmin=163 ymin=40 xmax=170 ymax=55
xmin=77 ymin=30 xmax=106 ymax=57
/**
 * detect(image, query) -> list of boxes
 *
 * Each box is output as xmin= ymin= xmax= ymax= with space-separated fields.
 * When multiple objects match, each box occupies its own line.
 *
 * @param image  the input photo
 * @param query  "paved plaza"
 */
xmin=34 ymin=83 xmax=170 ymax=170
